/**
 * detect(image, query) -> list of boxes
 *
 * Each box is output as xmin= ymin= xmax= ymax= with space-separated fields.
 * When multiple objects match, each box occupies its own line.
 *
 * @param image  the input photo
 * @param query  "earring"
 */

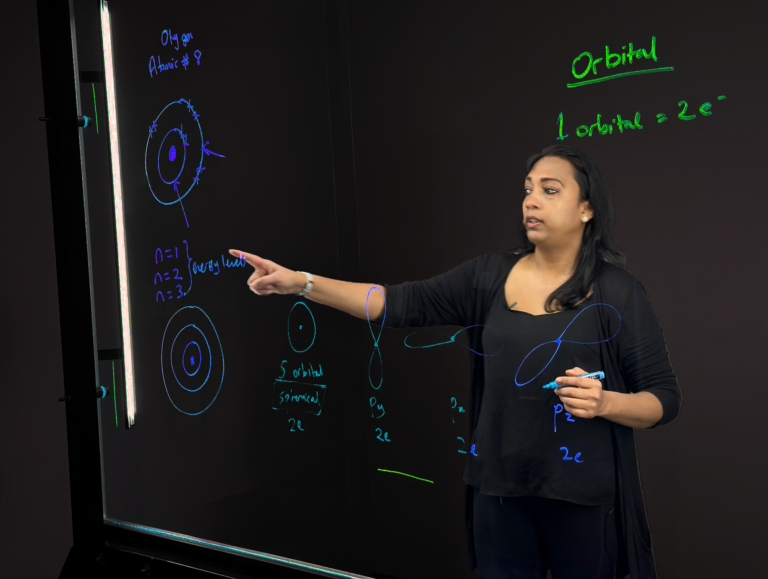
xmin=581 ymin=216 xmax=588 ymax=222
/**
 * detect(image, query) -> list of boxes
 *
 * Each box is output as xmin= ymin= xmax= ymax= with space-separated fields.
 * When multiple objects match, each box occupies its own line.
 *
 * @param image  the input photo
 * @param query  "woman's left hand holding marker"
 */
xmin=554 ymin=367 xmax=608 ymax=419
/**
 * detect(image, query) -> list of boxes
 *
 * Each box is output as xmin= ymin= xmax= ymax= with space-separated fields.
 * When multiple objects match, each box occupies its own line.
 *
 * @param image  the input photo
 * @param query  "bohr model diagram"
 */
xmin=161 ymin=305 xmax=225 ymax=415
xmin=145 ymin=98 xmax=224 ymax=227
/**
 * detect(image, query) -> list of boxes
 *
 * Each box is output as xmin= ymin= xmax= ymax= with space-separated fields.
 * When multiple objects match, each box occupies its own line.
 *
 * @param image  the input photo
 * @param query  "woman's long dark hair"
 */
xmin=517 ymin=144 xmax=626 ymax=312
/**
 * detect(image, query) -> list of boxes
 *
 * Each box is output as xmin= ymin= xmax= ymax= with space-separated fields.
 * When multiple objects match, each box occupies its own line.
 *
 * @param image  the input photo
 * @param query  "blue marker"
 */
xmin=542 ymin=371 xmax=605 ymax=389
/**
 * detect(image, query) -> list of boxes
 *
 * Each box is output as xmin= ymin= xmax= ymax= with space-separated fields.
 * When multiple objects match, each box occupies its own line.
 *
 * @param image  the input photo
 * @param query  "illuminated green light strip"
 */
xmin=101 ymin=1 xmax=136 ymax=426
xmin=91 ymin=83 xmax=99 ymax=133
xmin=103 ymin=519 xmax=374 ymax=578
xmin=567 ymin=67 xmax=674 ymax=88
xmin=377 ymin=469 xmax=433 ymax=483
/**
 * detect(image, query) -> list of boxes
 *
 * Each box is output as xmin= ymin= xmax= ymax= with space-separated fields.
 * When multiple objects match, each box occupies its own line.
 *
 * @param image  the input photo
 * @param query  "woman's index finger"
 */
xmin=229 ymin=249 xmax=261 ymax=268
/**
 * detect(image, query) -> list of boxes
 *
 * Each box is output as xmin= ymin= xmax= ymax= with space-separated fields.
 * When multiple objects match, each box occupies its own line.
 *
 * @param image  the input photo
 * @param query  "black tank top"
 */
xmin=463 ymin=285 xmax=619 ymax=505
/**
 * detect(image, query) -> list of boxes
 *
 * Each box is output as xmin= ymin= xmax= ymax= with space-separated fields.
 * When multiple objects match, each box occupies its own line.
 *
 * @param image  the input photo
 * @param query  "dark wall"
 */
xmin=0 ymin=1 xmax=73 ymax=578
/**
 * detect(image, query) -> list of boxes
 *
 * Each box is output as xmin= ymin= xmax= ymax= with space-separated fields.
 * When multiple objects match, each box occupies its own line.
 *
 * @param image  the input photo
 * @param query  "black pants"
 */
xmin=473 ymin=492 xmax=618 ymax=579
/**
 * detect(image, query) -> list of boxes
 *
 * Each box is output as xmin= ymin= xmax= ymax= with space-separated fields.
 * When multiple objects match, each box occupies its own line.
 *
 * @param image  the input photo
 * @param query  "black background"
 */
xmin=2 ymin=1 xmax=767 ymax=578
xmin=90 ymin=0 xmax=363 ymax=572
xmin=0 ymin=1 xmax=73 ymax=578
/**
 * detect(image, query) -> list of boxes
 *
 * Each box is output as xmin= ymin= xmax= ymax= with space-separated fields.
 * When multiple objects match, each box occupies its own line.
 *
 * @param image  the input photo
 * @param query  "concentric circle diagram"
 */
xmin=145 ymin=98 xmax=224 ymax=227
xmin=161 ymin=306 xmax=225 ymax=415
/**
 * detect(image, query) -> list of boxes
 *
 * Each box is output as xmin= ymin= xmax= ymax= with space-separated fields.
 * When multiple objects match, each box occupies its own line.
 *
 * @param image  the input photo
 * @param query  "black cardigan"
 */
xmin=376 ymin=250 xmax=682 ymax=578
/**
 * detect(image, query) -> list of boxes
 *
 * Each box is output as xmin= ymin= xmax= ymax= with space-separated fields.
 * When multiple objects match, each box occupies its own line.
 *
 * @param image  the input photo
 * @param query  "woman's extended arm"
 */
xmin=228 ymin=249 xmax=385 ymax=322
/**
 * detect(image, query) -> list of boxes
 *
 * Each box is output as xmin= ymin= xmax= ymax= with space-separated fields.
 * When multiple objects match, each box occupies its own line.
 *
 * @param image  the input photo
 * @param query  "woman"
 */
xmin=230 ymin=144 xmax=682 ymax=578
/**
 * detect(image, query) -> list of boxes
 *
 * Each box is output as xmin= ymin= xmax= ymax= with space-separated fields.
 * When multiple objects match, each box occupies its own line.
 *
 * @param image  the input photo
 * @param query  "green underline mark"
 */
xmin=112 ymin=361 xmax=118 ymax=427
xmin=92 ymin=83 xmax=99 ymax=133
xmin=567 ymin=67 xmax=674 ymax=88
xmin=378 ymin=469 xmax=433 ymax=483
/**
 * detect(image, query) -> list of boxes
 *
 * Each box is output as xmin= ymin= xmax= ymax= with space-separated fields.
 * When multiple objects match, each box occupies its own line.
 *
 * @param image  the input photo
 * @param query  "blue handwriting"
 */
xmin=553 ymin=403 xmax=575 ymax=433
xmin=560 ymin=447 xmax=584 ymax=463
xmin=279 ymin=390 xmax=321 ymax=406
xmin=149 ymin=51 xmax=202 ymax=78
xmin=149 ymin=55 xmax=180 ymax=77
xmin=451 ymin=397 xmax=469 ymax=455
xmin=190 ymin=252 xmax=249 ymax=277
xmin=154 ymin=242 xmax=189 ymax=303
xmin=369 ymin=397 xmax=385 ymax=419
xmin=149 ymin=29 xmax=196 ymax=77
xmin=161 ymin=29 xmax=184 ymax=50
xmin=223 ymin=253 xmax=247 ymax=268
xmin=450 ymin=396 xmax=466 ymax=423
xmin=192 ymin=259 xmax=220 ymax=276
xmin=457 ymin=438 xmax=478 ymax=456
xmin=155 ymin=246 xmax=178 ymax=263
xmin=279 ymin=360 xmax=323 ymax=380
xmin=154 ymin=243 xmax=245 ymax=304
xmin=272 ymin=379 xmax=326 ymax=416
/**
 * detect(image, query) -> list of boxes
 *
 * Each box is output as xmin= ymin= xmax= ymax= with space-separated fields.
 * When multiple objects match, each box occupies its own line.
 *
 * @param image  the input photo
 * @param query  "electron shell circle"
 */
xmin=182 ymin=341 xmax=202 ymax=377
xmin=287 ymin=301 xmax=316 ymax=353
xmin=145 ymin=98 xmax=205 ymax=206
xmin=173 ymin=329 xmax=208 ymax=389
xmin=158 ymin=129 xmax=187 ymax=185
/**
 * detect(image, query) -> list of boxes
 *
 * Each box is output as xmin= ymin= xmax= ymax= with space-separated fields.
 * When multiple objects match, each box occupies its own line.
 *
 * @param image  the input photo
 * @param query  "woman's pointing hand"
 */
xmin=228 ymin=249 xmax=305 ymax=296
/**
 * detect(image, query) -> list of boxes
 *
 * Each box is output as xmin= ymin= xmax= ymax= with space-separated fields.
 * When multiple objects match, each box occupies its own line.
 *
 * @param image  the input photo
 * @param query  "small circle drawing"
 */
xmin=287 ymin=301 xmax=316 ymax=353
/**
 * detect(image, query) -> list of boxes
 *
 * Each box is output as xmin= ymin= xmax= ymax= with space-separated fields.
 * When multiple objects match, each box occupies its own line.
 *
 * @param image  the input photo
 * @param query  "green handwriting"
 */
xmin=569 ymin=36 xmax=673 ymax=88
xmin=574 ymin=113 xmax=643 ymax=137
xmin=559 ymin=95 xmax=726 ymax=139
